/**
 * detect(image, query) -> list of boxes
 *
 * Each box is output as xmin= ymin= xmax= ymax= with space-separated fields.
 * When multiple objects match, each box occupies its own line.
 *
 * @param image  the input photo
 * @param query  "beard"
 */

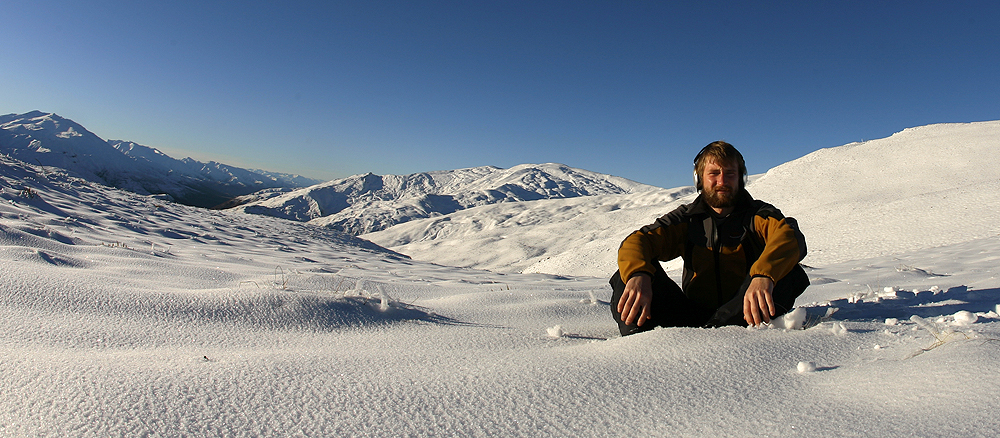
xmin=704 ymin=184 xmax=736 ymax=209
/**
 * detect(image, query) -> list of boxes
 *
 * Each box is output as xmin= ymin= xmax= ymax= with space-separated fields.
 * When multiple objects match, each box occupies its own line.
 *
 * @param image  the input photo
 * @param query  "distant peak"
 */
xmin=20 ymin=110 xmax=50 ymax=119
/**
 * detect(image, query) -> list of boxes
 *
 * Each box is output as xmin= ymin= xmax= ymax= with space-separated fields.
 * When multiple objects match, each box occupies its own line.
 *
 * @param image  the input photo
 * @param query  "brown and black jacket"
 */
xmin=617 ymin=189 xmax=807 ymax=310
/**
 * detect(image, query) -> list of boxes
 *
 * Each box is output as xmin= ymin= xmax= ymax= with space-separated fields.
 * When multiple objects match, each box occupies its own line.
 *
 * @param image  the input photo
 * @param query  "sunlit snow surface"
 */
xmin=3 ymin=122 xmax=1000 ymax=436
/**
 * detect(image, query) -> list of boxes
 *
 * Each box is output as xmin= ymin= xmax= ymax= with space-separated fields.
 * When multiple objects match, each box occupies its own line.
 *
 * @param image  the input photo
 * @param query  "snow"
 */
xmin=2 ymin=120 xmax=1000 ymax=436
xmin=365 ymin=121 xmax=1000 ymax=279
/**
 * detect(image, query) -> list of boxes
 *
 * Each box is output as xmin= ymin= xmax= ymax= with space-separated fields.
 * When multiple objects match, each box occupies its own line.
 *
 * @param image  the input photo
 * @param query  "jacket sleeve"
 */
xmin=617 ymin=217 xmax=687 ymax=283
xmin=749 ymin=214 xmax=806 ymax=282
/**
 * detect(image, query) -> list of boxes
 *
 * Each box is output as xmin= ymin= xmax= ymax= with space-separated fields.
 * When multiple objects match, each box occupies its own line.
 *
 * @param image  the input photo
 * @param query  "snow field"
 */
xmin=3 ymin=120 xmax=1000 ymax=436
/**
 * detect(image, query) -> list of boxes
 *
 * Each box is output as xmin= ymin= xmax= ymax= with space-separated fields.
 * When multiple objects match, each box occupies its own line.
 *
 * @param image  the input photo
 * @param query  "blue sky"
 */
xmin=3 ymin=1 xmax=998 ymax=188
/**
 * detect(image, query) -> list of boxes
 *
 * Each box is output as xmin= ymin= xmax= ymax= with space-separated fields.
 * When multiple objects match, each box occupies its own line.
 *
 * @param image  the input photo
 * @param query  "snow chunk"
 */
xmin=546 ymin=325 xmax=564 ymax=338
xmin=831 ymin=322 xmax=848 ymax=336
xmin=772 ymin=307 xmax=806 ymax=330
xmin=953 ymin=311 xmax=978 ymax=326
xmin=578 ymin=290 xmax=599 ymax=306
xmin=885 ymin=318 xmax=899 ymax=326
xmin=797 ymin=361 xmax=817 ymax=373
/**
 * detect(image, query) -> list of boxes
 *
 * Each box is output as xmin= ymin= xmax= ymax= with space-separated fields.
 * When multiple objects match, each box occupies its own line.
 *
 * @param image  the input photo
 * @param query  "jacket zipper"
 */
xmin=711 ymin=217 xmax=723 ymax=306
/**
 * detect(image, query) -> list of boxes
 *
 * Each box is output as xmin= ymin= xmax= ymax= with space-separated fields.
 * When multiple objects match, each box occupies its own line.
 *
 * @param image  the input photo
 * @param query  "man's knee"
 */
xmin=773 ymin=264 xmax=810 ymax=313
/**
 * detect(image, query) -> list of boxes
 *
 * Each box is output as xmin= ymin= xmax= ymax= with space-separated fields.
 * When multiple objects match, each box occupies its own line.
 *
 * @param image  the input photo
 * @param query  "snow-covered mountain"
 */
xmin=364 ymin=120 xmax=1000 ymax=277
xmin=0 ymin=111 xmax=320 ymax=207
xmin=230 ymin=163 xmax=664 ymax=234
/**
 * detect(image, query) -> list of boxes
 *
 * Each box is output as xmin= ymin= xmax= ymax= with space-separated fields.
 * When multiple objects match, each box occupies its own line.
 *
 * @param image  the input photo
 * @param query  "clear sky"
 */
xmin=3 ymin=0 xmax=998 ymax=188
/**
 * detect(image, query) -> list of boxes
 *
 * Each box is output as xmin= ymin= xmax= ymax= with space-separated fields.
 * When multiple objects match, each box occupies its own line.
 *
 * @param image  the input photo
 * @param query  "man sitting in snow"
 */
xmin=611 ymin=141 xmax=810 ymax=336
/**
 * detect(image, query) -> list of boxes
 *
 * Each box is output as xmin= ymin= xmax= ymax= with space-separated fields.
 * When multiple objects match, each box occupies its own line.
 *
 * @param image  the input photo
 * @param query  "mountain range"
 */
xmin=6 ymin=111 xmax=998 ymax=280
xmin=2 ymin=111 xmax=661 ymax=233
xmin=227 ymin=163 xmax=665 ymax=235
xmin=0 ymin=111 xmax=319 ymax=208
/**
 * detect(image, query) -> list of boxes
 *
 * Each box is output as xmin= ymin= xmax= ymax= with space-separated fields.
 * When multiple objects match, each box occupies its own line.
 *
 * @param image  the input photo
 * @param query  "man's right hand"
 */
xmin=617 ymin=273 xmax=653 ymax=327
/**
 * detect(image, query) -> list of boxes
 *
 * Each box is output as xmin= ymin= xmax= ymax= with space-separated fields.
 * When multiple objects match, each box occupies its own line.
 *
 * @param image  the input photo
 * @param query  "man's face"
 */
xmin=702 ymin=159 xmax=740 ymax=209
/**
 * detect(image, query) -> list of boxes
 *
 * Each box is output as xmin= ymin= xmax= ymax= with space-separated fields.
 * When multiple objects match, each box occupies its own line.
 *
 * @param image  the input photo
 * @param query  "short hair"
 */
xmin=693 ymin=141 xmax=747 ymax=190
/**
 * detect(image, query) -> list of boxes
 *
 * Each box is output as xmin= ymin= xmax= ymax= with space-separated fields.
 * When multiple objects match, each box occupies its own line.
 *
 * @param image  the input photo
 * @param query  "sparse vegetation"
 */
xmin=101 ymin=241 xmax=133 ymax=250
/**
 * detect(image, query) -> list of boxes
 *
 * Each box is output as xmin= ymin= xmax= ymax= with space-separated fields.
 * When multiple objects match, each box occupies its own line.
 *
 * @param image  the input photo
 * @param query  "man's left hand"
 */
xmin=744 ymin=276 xmax=775 ymax=326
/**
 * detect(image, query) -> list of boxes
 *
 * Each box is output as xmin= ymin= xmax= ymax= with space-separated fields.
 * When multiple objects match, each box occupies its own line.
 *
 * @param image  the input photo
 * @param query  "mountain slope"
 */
xmin=0 ymin=111 xmax=320 ymax=207
xmin=231 ymin=163 xmax=660 ymax=234
xmin=364 ymin=120 xmax=1000 ymax=277
xmin=0 ymin=151 xmax=399 ymax=259
xmin=749 ymin=120 xmax=1000 ymax=266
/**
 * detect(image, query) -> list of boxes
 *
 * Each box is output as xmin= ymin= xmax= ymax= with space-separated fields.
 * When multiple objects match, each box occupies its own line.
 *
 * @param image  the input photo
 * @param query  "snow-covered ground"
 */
xmin=2 ymin=121 xmax=999 ymax=436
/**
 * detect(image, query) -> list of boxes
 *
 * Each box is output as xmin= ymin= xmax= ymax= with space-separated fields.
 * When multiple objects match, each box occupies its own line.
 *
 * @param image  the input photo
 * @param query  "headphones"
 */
xmin=692 ymin=142 xmax=748 ymax=191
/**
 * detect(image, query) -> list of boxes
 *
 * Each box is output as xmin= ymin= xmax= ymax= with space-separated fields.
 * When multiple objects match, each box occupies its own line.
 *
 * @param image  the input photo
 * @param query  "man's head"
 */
xmin=694 ymin=141 xmax=747 ymax=210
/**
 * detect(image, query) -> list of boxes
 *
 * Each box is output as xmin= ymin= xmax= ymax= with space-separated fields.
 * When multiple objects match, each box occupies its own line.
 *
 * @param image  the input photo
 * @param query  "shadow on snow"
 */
xmin=812 ymin=285 xmax=999 ymax=321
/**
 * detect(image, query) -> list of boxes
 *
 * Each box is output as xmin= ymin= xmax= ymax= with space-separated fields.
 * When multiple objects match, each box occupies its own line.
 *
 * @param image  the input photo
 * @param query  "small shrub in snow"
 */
xmin=19 ymin=187 xmax=37 ymax=199
xmin=906 ymin=315 xmax=974 ymax=359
